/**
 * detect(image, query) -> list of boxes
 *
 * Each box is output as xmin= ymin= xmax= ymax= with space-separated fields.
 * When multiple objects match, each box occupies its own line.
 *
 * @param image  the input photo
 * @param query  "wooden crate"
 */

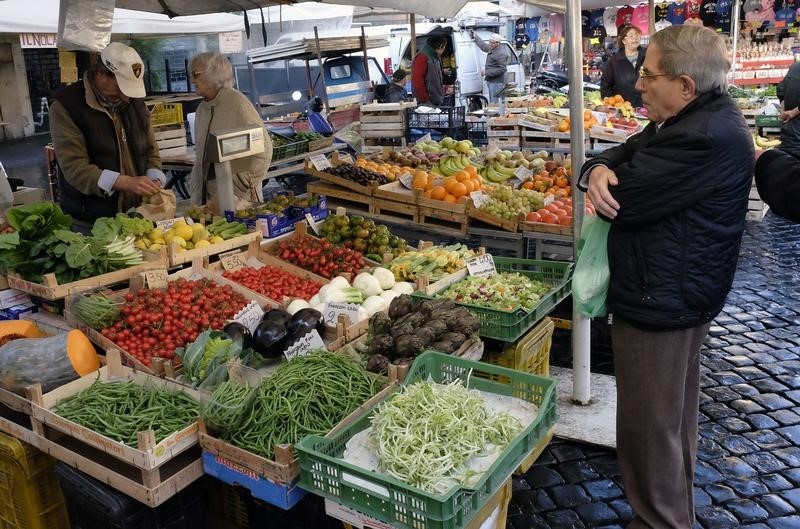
xmin=419 ymin=205 xmax=469 ymax=235
xmin=64 ymin=260 xmax=277 ymax=375
xmin=521 ymin=130 xmax=555 ymax=149
xmin=487 ymin=136 xmax=521 ymax=149
xmin=308 ymin=181 xmax=372 ymax=214
xmin=304 ymin=153 xmax=379 ymax=196
xmin=163 ymin=230 xmax=262 ymax=267
xmin=373 ymin=181 xmax=418 ymax=205
xmin=154 ymin=125 xmax=188 ymax=157
xmin=26 ymin=350 xmax=204 ymax=507
xmin=486 ymin=125 xmax=520 ymax=138
xmin=518 ymin=220 xmax=572 ymax=236
xmin=7 ymin=251 xmax=166 ymax=301
xmin=370 ymin=197 xmax=420 ymax=223
xmin=467 ymin=202 xmax=521 ymax=232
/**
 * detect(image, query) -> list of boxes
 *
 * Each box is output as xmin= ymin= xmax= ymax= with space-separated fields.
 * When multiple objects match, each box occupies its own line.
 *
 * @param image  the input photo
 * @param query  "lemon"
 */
xmin=149 ymin=243 xmax=164 ymax=251
xmin=192 ymin=223 xmax=205 ymax=233
xmin=191 ymin=228 xmax=210 ymax=244
xmin=134 ymin=238 xmax=150 ymax=250
xmin=209 ymin=236 xmax=224 ymax=244
xmin=148 ymin=227 xmax=164 ymax=242
xmin=185 ymin=241 xmax=195 ymax=250
xmin=166 ymin=235 xmax=186 ymax=248
xmin=153 ymin=237 xmax=166 ymax=245
xmin=194 ymin=239 xmax=211 ymax=248
xmin=173 ymin=223 xmax=195 ymax=242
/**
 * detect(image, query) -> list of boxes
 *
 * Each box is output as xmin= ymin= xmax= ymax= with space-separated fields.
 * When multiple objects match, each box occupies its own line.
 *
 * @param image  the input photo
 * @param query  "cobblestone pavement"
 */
xmin=511 ymin=213 xmax=800 ymax=529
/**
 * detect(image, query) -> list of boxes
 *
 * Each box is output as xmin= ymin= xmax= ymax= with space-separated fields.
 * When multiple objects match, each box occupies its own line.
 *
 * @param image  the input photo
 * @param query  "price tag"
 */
xmin=415 ymin=133 xmax=432 ymax=145
xmin=470 ymin=191 xmax=490 ymax=208
xmin=156 ymin=217 xmax=190 ymax=230
xmin=398 ymin=172 xmax=413 ymax=189
xmin=309 ymin=153 xmax=332 ymax=171
xmin=305 ymin=213 xmax=320 ymax=235
xmin=514 ymin=166 xmax=533 ymax=181
xmin=143 ymin=269 xmax=168 ymax=289
xmin=234 ymin=301 xmax=265 ymax=334
xmin=339 ymin=153 xmax=355 ymax=164
xmin=323 ymin=302 xmax=360 ymax=327
xmin=509 ymin=176 xmax=526 ymax=189
xmin=284 ymin=329 xmax=326 ymax=360
xmin=466 ymin=254 xmax=497 ymax=277
xmin=543 ymin=195 xmax=555 ymax=206
xmin=431 ymin=174 xmax=444 ymax=188
xmin=220 ymin=251 xmax=247 ymax=272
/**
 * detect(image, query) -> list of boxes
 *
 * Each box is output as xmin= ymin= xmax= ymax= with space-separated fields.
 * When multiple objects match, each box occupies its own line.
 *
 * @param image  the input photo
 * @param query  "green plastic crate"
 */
xmin=755 ymin=115 xmax=781 ymax=128
xmin=294 ymin=351 xmax=557 ymax=529
xmin=412 ymin=257 xmax=573 ymax=342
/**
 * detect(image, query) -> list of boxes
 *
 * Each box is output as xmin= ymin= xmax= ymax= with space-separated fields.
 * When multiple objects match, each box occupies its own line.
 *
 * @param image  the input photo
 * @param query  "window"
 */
xmin=502 ymin=44 xmax=519 ymax=65
xmin=329 ymin=64 xmax=351 ymax=80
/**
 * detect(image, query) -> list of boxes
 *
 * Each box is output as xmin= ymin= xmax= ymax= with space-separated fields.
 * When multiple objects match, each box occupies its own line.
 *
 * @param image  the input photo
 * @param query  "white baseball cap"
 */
xmin=489 ymin=33 xmax=502 ymax=43
xmin=100 ymin=42 xmax=146 ymax=98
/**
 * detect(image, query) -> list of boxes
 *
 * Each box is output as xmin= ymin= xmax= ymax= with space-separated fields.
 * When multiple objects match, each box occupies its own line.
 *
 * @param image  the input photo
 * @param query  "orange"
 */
xmin=414 ymin=169 xmax=428 ymax=180
xmin=583 ymin=110 xmax=593 ymax=121
xmin=412 ymin=173 xmax=428 ymax=190
xmin=443 ymin=194 xmax=457 ymax=203
xmin=465 ymin=165 xmax=478 ymax=177
xmin=450 ymin=182 xmax=467 ymax=198
xmin=444 ymin=177 xmax=458 ymax=193
xmin=614 ymin=94 xmax=624 ymax=105
xmin=425 ymin=179 xmax=435 ymax=191
xmin=454 ymin=170 xmax=470 ymax=182
xmin=430 ymin=186 xmax=447 ymax=200
xmin=462 ymin=179 xmax=475 ymax=193
xmin=424 ymin=189 xmax=433 ymax=198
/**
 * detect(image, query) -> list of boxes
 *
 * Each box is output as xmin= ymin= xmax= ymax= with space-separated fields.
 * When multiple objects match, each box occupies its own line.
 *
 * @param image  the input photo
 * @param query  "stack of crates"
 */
xmin=149 ymin=102 xmax=187 ymax=158
xmin=482 ymin=317 xmax=555 ymax=381
xmin=0 ymin=432 xmax=70 ymax=529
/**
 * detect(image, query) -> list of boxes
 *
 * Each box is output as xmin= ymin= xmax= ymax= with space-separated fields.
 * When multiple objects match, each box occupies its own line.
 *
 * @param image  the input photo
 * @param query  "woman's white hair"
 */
xmin=651 ymin=25 xmax=729 ymax=95
xmin=190 ymin=52 xmax=234 ymax=92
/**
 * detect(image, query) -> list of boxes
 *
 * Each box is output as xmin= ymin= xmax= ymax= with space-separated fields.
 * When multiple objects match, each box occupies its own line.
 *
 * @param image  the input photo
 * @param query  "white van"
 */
xmin=372 ymin=23 xmax=526 ymax=109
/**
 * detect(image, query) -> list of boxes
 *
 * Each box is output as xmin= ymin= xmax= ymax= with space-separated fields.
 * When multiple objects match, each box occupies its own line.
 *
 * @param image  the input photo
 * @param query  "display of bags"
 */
xmin=572 ymin=214 xmax=611 ymax=318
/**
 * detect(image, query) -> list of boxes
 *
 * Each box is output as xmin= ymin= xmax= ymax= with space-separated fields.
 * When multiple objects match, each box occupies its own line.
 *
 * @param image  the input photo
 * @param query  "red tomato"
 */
xmin=542 ymin=213 xmax=559 ymax=224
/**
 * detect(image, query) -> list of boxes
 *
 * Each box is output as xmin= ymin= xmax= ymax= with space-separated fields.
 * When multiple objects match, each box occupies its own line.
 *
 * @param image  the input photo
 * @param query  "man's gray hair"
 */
xmin=190 ymin=52 xmax=234 ymax=91
xmin=651 ymin=25 xmax=729 ymax=95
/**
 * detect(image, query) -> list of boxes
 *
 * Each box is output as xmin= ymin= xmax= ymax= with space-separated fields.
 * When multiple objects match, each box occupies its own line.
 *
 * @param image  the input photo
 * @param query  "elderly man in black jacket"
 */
xmin=579 ymin=25 xmax=753 ymax=529
xmin=755 ymin=148 xmax=800 ymax=222
xmin=472 ymin=32 xmax=509 ymax=103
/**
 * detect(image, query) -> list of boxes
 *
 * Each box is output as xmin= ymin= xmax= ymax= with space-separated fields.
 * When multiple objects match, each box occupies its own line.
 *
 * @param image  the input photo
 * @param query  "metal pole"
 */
xmin=245 ymin=31 xmax=259 ymax=108
xmin=361 ymin=27 xmax=370 ymax=83
xmin=731 ymin=0 xmax=742 ymax=86
xmin=649 ymin=0 xmax=655 ymax=37
xmin=566 ymin=0 xmax=591 ymax=405
xmin=410 ymin=14 xmax=417 ymax=61
xmin=164 ymin=59 xmax=172 ymax=93
xmin=313 ymin=26 xmax=331 ymax=113
xmin=305 ymin=59 xmax=314 ymax=99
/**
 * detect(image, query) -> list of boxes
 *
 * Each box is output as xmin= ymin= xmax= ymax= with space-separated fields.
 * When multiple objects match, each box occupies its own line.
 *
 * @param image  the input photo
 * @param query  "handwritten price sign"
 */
xmin=470 ymin=191 xmax=489 ymax=208
xmin=156 ymin=217 xmax=192 ymax=230
xmin=219 ymin=251 xmax=247 ymax=272
xmin=143 ymin=269 xmax=168 ymax=289
xmin=398 ymin=172 xmax=413 ymax=189
xmin=284 ymin=329 xmax=326 ymax=360
xmin=324 ymin=302 xmax=360 ymax=327
xmin=234 ymin=301 xmax=265 ymax=334
xmin=309 ymin=153 xmax=332 ymax=171
xmin=466 ymin=254 xmax=497 ymax=277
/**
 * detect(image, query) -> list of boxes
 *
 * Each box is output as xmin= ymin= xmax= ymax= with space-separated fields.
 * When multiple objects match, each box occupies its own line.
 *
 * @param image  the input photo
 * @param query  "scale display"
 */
xmin=208 ymin=125 xmax=266 ymax=163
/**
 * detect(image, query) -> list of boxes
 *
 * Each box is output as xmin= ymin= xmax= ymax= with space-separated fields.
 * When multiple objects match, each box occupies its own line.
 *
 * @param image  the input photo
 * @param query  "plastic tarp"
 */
xmin=243 ymin=4 xmax=354 ymax=47
xmin=0 ymin=0 xmax=243 ymax=35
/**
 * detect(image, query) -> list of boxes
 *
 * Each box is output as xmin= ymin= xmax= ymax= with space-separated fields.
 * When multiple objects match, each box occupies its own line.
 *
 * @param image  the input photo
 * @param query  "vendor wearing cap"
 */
xmin=383 ymin=69 xmax=411 ymax=103
xmin=50 ymin=42 xmax=164 ymax=231
xmin=472 ymin=32 xmax=510 ymax=103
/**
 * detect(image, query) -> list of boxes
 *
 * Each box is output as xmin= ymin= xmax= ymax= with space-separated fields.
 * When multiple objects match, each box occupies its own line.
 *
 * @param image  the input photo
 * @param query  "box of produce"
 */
xmin=304 ymin=153 xmax=386 ymax=195
xmin=199 ymin=351 xmax=396 ymax=502
xmin=387 ymin=243 xmax=478 ymax=283
xmin=0 ymin=204 xmax=167 ymax=301
xmin=65 ymin=261 xmax=277 ymax=374
xmin=270 ymin=131 xmax=308 ymax=161
xmin=342 ymin=294 xmax=484 ymax=379
xmin=28 ymin=349 xmax=204 ymax=507
xmin=413 ymin=257 xmax=572 ymax=342
xmin=314 ymin=209 xmax=410 ymax=262
xmin=296 ymin=131 xmax=334 ymax=152
xmin=295 ymin=351 xmax=556 ymax=529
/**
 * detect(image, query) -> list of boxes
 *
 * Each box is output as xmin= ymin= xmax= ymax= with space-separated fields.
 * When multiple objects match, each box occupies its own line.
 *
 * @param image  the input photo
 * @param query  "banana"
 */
xmin=493 ymin=161 xmax=518 ymax=176
xmin=755 ymin=135 xmax=781 ymax=148
xmin=486 ymin=164 xmax=513 ymax=183
xmin=437 ymin=158 xmax=459 ymax=177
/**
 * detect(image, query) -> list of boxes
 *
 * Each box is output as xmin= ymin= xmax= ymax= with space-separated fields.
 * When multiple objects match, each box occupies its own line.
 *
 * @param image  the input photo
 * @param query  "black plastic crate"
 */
xmin=407 ymin=126 xmax=467 ymax=143
xmin=54 ymin=463 xmax=207 ymax=529
xmin=467 ymin=120 xmax=488 ymax=146
xmin=406 ymin=106 xmax=466 ymax=129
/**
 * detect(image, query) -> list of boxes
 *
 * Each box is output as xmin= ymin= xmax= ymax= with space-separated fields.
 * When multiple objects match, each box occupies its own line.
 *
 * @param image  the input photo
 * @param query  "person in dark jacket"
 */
xmin=411 ymin=35 xmax=446 ymax=106
xmin=580 ymin=25 xmax=753 ymax=529
xmin=600 ymin=25 xmax=647 ymax=107
xmin=754 ymin=148 xmax=800 ymax=222
xmin=472 ymin=32 xmax=510 ymax=103
xmin=383 ymin=69 xmax=410 ymax=103
xmin=50 ymin=43 xmax=164 ymax=232
xmin=776 ymin=61 xmax=800 ymax=159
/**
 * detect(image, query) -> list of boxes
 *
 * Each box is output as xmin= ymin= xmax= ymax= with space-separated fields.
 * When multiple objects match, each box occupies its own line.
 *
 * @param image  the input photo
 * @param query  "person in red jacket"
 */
xmin=411 ymin=35 xmax=447 ymax=106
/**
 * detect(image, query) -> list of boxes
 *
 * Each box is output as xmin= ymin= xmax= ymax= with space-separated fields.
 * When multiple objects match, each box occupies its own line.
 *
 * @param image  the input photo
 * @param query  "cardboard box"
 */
xmin=0 ymin=302 xmax=37 ymax=320
xmin=0 ymin=288 xmax=31 ymax=309
xmin=12 ymin=187 xmax=46 ymax=206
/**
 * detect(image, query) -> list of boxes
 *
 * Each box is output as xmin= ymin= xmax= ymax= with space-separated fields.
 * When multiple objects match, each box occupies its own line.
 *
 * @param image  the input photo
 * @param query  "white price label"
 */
xmin=324 ymin=302 xmax=360 ymax=326
xmin=143 ymin=269 xmax=168 ymax=289
xmin=398 ymin=172 xmax=414 ymax=189
xmin=543 ymin=195 xmax=555 ymax=206
xmin=156 ymin=217 xmax=191 ymax=230
xmin=470 ymin=191 xmax=490 ymax=208
xmin=431 ymin=175 xmax=444 ymax=188
xmin=220 ymin=251 xmax=247 ymax=271
xmin=415 ymin=133 xmax=432 ymax=145
xmin=514 ymin=166 xmax=533 ymax=180
xmin=509 ymin=176 xmax=526 ymax=189
xmin=234 ymin=301 xmax=265 ymax=334
xmin=339 ymin=154 xmax=355 ymax=164
xmin=486 ymin=143 xmax=500 ymax=157
xmin=466 ymin=254 xmax=497 ymax=277
xmin=309 ymin=153 xmax=332 ymax=171
xmin=284 ymin=329 xmax=326 ymax=360
xmin=305 ymin=213 xmax=320 ymax=235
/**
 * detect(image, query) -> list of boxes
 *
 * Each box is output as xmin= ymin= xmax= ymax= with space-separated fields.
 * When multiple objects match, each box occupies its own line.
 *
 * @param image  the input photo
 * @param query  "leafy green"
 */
xmin=92 ymin=213 xmax=154 ymax=243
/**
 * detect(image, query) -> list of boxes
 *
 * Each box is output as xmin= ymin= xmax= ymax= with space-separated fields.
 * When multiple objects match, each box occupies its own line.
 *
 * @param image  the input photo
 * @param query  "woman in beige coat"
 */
xmin=188 ymin=52 xmax=272 ymax=206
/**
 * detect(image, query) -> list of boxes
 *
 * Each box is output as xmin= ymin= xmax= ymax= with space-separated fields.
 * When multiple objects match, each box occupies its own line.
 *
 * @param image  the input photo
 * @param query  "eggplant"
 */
xmin=251 ymin=320 xmax=289 ymax=358
xmin=222 ymin=322 xmax=252 ymax=349
xmin=262 ymin=309 xmax=291 ymax=328
xmin=287 ymin=308 xmax=324 ymax=336
xmin=283 ymin=327 xmax=311 ymax=350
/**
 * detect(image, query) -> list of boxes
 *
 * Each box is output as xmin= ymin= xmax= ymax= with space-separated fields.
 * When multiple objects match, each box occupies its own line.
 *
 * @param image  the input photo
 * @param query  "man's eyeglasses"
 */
xmin=638 ymin=66 xmax=671 ymax=82
xmin=190 ymin=70 xmax=204 ymax=79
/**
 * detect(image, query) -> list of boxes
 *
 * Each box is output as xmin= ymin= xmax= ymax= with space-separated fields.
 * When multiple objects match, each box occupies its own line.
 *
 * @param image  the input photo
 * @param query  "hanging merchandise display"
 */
xmin=716 ymin=0 xmax=734 ymax=32
xmin=700 ymin=0 xmax=720 ymax=27
xmin=667 ymin=1 xmax=688 ymax=25
xmin=616 ymin=5 xmax=635 ymax=28
xmin=603 ymin=6 xmax=620 ymax=36
xmin=632 ymin=4 xmax=651 ymax=34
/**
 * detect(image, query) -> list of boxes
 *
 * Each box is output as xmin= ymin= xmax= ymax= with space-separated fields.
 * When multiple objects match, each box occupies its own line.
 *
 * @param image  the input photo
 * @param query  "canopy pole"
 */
xmin=649 ymin=0 xmax=655 ymax=37
xmin=361 ymin=26 xmax=370 ymax=83
xmin=566 ymin=0 xmax=591 ymax=405
xmin=313 ymin=26 xmax=331 ymax=113
xmin=731 ymin=0 xmax=741 ymax=86
xmin=410 ymin=14 xmax=417 ymax=61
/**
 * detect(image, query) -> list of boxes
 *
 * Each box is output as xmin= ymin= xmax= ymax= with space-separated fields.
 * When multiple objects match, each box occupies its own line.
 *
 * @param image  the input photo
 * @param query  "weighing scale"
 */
xmin=207 ymin=125 xmax=267 ymax=215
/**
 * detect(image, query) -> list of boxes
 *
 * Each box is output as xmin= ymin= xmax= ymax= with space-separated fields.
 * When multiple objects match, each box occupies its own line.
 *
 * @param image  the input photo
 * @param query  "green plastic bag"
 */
xmin=572 ymin=214 xmax=611 ymax=318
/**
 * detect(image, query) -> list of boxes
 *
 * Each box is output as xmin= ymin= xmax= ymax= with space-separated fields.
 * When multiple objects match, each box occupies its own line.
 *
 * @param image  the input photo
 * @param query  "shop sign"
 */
xmin=20 ymin=33 xmax=57 ymax=49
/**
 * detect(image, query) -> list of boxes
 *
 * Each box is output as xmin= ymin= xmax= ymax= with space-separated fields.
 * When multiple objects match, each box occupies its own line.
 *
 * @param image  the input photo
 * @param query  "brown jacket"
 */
xmin=189 ymin=87 xmax=272 ymax=205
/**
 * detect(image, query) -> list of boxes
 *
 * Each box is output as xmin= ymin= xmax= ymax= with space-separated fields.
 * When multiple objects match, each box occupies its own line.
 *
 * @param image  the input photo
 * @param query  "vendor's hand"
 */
xmin=587 ymin=165 xmax=620 ymax=219
xmin=114 ymin=175 xmax=161 ymax=196
xmin=755 ymin=148 xmax=766 ymax=160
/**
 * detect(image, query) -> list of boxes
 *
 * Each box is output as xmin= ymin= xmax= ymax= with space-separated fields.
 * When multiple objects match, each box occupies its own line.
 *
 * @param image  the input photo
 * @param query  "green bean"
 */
xmin=221 ymin=351 xmax=379 ymax=460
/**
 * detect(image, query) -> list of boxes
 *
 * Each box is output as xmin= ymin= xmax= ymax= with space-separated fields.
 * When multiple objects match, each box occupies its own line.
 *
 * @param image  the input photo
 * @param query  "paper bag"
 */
xmin=137 ymin=189 xmax=177 ymax=221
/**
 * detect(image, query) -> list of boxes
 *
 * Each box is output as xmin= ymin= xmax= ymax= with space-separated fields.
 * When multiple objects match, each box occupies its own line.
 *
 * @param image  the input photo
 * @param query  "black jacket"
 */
xmin=755 ymin=148 xmax=800 ymax=223
xmin=383 ymin=83 xmax=409 ymax=103
xmin=580 ymin=92 xmax=754 ymax=330
xmin=600 ymin=47 xmax=646 ymax=107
